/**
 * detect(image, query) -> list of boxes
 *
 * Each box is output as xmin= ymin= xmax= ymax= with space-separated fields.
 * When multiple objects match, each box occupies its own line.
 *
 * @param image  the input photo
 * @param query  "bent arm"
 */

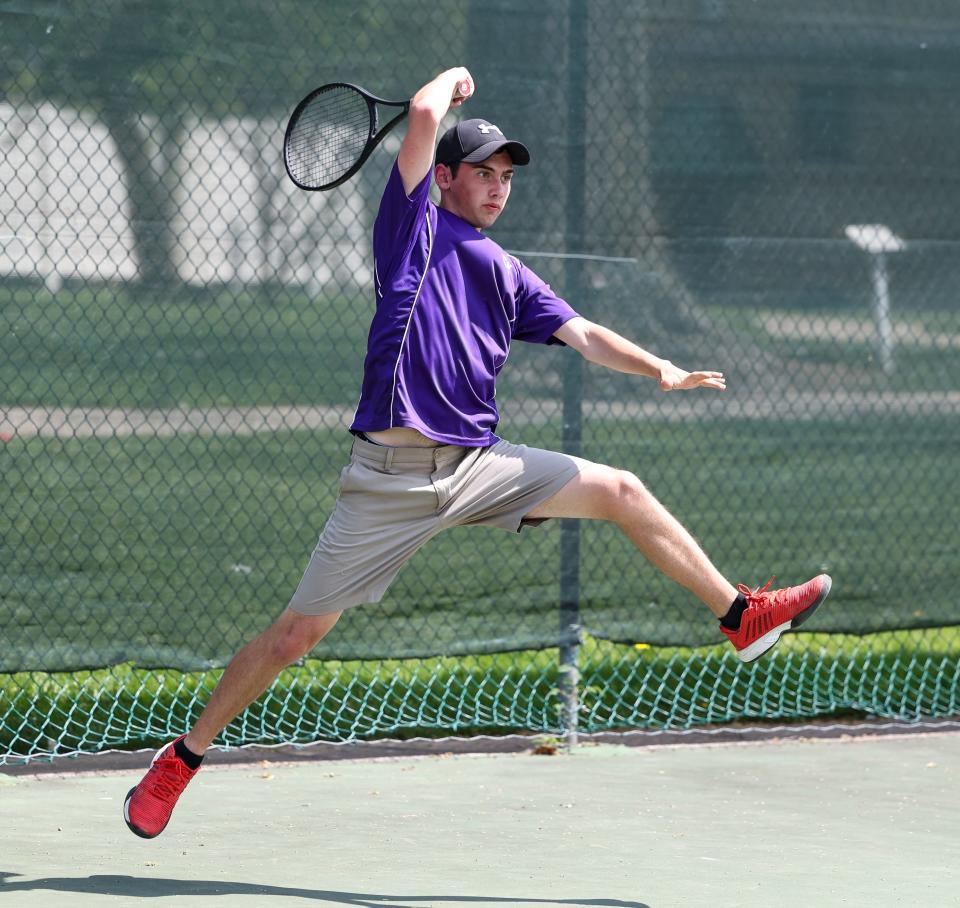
xmin=554 ymin=316 xmax=726 ymax=391
xmin=398 ymin=68 xmax=473 ymax=196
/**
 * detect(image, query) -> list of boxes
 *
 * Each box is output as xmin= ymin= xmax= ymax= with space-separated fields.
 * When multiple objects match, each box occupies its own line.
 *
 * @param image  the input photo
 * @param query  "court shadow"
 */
xmin=0 ymin=872 xmax=650 ymax=907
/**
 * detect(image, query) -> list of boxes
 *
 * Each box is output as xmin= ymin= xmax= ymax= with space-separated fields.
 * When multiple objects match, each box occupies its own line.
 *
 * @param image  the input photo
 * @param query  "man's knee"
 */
xmin=267 ymin=609 xmax=341 ymax=666
xmin=608 ymin=468 xmax=641 ymax=500
xmin=607 ymin=469 xmax=657 ymax=518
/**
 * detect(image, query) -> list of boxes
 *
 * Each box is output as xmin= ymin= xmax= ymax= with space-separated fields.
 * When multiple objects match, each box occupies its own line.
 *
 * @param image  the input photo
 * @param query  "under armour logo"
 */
xmin=476 ymin=122 xmax=503 ymax=135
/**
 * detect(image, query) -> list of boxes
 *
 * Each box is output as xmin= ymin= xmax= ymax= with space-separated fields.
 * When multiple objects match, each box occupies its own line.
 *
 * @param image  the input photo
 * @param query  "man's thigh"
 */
xmin=524 ymin=460 xmax=630 ymax=521
xmin=439 ymin=440 xmax=585 ymax=531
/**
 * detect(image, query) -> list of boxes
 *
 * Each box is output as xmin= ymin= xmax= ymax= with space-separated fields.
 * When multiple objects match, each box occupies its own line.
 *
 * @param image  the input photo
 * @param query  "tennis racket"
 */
xmin=283 ymin=81 xmax=469 ymax=191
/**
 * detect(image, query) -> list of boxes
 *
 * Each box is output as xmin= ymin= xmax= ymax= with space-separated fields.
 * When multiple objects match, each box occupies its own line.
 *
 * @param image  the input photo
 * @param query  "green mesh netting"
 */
xmin=5 ymin=634 xmax=959 ymax=762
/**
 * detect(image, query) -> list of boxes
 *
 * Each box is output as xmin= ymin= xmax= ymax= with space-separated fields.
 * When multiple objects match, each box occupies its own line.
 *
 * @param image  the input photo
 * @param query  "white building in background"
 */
xmin=0 ymin=102 xmax=138 ymax=291
xmin=0 ymin=103 xmax=372 ymax=294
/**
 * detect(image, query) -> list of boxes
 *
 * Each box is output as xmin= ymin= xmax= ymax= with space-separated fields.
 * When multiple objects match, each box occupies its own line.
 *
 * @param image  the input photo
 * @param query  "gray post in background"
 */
xmin=558 ymin=0 xmax=587 ymax=749
xmin=844 ymin=224 xmax=905 ymax=376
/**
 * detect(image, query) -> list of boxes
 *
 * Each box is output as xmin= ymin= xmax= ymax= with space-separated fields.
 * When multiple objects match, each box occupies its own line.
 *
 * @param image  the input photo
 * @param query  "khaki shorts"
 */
xmin=288 ymin=436 xmax=586 ymax=616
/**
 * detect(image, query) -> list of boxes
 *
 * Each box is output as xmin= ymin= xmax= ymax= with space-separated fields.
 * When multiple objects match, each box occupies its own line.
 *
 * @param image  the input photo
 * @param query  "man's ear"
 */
xmin=434 ymin=163 xmax=453 ymax=190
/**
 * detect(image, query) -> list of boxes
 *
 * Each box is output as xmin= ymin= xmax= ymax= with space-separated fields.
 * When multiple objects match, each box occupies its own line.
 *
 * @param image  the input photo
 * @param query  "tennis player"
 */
xmin=124 ymin=67 xmax=831 ymax=838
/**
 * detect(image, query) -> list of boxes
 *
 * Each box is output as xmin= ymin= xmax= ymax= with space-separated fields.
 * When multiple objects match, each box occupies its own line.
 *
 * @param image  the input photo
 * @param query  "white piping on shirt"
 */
xmin=388 ymin=209 xmax=434 ymax=426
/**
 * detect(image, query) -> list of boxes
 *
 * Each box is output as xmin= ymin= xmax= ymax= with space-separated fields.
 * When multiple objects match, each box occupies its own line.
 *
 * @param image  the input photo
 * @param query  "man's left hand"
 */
xmin=658 ymin=361 xmax=726 ymax=392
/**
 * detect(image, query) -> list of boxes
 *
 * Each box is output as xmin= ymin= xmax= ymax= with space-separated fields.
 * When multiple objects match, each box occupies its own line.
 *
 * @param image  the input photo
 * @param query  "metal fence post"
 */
xmin=558 ymin=0 xmax=587 ymax=750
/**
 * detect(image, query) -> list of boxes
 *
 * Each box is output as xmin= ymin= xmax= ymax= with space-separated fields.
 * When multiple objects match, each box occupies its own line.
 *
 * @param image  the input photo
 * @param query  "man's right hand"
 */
xmin=398 ymin=68 xmax=474 ymax=195
xmin=450 ymin=72 xmax=474 ymax=107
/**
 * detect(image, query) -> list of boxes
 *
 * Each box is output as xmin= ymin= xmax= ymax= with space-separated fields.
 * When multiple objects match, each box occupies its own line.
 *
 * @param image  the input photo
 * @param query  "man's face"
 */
xmin=435 ymin=150 xmax=514 ymax=230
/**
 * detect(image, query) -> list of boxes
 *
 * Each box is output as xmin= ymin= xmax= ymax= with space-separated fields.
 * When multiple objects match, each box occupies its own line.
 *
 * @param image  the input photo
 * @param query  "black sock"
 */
xmin=720 ymin=593 xmax=748 ymax=631
xmin=174 ymin=737 xmax=204 ymax=770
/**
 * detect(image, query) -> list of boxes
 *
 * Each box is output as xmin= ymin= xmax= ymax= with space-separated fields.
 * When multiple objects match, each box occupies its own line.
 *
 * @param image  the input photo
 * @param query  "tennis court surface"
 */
xmin=2 ymin=730 xmax=956 ymax=908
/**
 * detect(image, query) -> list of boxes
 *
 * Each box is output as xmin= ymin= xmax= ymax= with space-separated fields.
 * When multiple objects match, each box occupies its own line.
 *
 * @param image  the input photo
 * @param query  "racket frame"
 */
xmin=283 ymin=82 xmax=410 ymax=191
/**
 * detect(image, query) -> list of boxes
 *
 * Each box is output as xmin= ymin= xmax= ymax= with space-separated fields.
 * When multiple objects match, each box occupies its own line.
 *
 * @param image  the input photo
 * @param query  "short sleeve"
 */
xmin=373 ymin=161 xmax=432 ymax=275
xmin=511 ymin=259 xmax=580 ymax=345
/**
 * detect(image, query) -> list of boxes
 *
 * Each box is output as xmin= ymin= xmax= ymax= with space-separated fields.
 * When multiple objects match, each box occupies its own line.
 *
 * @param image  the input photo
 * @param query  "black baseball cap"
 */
xmin=435 ymin=118 xmax=531 ymax=167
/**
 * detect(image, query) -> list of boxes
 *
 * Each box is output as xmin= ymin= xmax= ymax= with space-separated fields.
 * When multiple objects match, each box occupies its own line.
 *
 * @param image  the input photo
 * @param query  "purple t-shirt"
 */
xmin=350 ymin=162 xmax=579 ymax=446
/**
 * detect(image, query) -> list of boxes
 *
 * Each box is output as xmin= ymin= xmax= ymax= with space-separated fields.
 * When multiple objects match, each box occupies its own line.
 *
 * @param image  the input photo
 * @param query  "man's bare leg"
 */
xmin=124 ymin=606 xmax=342 ymax=838
xmin=526 ymin=463 xmax=737 ymax=616
xmin=185 ymin=608 xmax=342 ymax=754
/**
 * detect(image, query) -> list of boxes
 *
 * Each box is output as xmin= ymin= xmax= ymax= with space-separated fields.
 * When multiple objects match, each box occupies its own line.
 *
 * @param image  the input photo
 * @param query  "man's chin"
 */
xmin=461 ymin=207 xmax=502 ymax=230
xmin=477 ymin=210 xmax=501 ymax=229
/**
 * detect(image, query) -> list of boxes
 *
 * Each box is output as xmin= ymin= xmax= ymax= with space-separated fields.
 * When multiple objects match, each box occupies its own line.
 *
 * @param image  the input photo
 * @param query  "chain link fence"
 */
xmin=2 ymin=0 xmax=959 ymax=763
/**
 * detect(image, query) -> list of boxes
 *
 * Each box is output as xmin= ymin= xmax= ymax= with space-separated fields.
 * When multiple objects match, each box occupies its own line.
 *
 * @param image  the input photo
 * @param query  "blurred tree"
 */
xmin=0 ymin=0 xmax=468 ymax=293
xmin=2 ymin=2 xmax=188 ymax=289
xmin=0 ymin=0 xmax=345 ymax=291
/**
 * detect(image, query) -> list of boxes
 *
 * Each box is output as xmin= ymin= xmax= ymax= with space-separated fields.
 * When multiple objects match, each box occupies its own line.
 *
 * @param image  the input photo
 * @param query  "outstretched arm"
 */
xmin=553 ymin=316 xmax=726 ymax=392
xmin=397 ymin=68 xmax=473 ymax=196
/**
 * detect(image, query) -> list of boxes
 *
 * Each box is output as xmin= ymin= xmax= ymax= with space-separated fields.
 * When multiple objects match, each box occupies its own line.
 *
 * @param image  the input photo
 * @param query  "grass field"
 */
xmin=4 ymin=413 xmax=958 ymax=673
xmin=6 ymin=283 xmax=959 ymax=410
xmin=0 ymin=283 xmax=366 ymax=409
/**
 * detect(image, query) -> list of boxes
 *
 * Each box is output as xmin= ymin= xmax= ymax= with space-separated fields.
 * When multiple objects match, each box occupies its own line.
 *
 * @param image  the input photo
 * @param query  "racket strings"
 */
xmin=286 ymin=86 xmax=372 ymax=189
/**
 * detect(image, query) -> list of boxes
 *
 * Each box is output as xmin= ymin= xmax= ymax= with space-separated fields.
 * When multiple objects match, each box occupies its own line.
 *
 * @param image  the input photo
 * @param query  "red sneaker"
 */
xmin=721 ymin=574 xmax=832 ymax=663
xmin=123 ymin=735 xmax=200 ymax=838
